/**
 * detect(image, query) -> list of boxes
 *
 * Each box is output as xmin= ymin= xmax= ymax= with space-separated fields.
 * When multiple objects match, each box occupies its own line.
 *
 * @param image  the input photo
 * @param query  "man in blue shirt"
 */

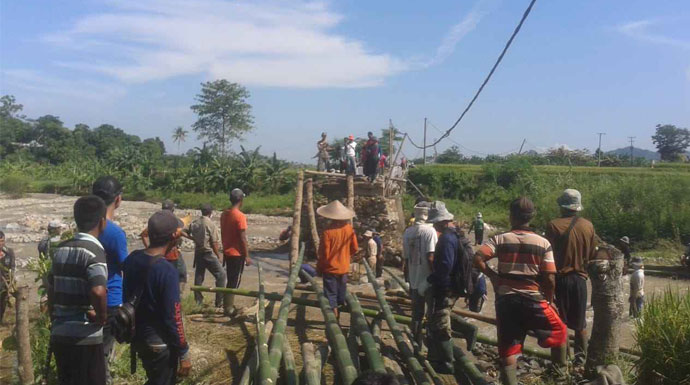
xmin=92 ymin=176 xmax=128 ymax=384
xmin=124 ymin=210 xmax=191 ymax=384
xmin=426 ymin=201 xmax=459 ymax=374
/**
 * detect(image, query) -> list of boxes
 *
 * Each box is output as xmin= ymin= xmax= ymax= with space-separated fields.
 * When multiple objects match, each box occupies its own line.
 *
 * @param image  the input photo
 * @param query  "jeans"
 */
xmin=103 ymin=306 xmax=121 ymax=385
xmin=194 ymin=251 xmax=227 ymax=307
xmin=347 ymin=156 xmax=356 ymax=175
xmin=322 ymin=273 xmax=347 ymax=310
xmin=135 ymin=336 xmax=178 ymax=385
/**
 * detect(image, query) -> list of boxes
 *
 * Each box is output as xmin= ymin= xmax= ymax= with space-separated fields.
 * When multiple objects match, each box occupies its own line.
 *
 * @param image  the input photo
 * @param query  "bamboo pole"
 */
xmin=302 ymin=343 xmax=320 ymax=385
xmin=315 ymin=344 xmax=330 ymax=384
xmin=305 ymin=179 xmax=320 ymax=252
xmin=344 ymin=292 xmax=386 ymax=373
xmin=15 ymin=285 xmax=34 ymax=385
xmin=361 ymin=260 xmax=431 ymax=385
xmin=304 ymin=169 xmax=347 ymax=178
xmin=383 ymin=267 xmax=409 ymax=292
xmin=289 ymin=171 xmax=304 ymax=268
xmin=239 ymin=321 xmax=274 ymax=385
xmin=299 ymin=271 xmax=358 ymax=385
xmin=282 ymin=342 xmax=298 ymax=385
xmin=267 ymin=244 xmax=305 ymax=381
xmin=257 ymin=262 xmax=273 ymax=385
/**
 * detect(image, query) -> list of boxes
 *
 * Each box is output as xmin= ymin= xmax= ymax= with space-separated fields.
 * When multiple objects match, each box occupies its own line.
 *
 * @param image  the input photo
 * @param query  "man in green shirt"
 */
xmin=468 ymin=212 xmax=484 ymax=245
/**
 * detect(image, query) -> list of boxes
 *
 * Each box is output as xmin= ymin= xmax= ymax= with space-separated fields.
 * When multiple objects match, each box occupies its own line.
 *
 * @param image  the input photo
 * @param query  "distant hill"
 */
xmin=607 ymin=147 xmax=660 ymax=161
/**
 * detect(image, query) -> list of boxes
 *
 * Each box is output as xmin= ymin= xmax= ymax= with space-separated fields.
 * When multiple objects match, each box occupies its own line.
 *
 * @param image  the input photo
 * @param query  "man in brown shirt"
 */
xmin=545 ymin=189 xmax=597 ymax=365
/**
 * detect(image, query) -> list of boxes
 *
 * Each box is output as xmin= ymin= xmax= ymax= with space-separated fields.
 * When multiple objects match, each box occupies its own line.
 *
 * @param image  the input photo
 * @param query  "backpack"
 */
xmin=451 ymin=236 xmax=475 ymax=297
xmin=112 ymin=255 xmax=162 ymax=344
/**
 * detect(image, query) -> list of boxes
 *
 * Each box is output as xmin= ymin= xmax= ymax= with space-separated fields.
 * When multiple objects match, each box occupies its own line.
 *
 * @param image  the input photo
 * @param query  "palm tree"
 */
xmin=172 ymin=126 xmax=188 ymax=154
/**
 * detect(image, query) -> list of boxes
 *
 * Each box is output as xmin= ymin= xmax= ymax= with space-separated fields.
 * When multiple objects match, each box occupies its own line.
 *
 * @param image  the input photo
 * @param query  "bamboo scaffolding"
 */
xmin=301 ymin=343 xmax=320 ymax=385
xmin=305 ymin=178 xmax=320 ymax=252
xmin=289 ymin=171 xmax=304 ymax=268
xmin=257 ymin=262 xmax=272 ymax=385
xmin=344 ymin=292 xmax=386 ymax=373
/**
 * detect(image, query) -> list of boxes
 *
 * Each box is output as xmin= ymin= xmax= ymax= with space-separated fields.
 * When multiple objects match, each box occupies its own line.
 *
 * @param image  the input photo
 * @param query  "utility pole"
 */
xmin=518 ymin=138 xmax=526 ymax=155
xmin=597 ymin=133 xmax=606 ymax=167
xmin=628 ymin=136 xmax=635 ymax=167
xmin=388 ymin=119 xmax=393 ymax=162
xmin=423 ymin=117 xmax=427 ymax=165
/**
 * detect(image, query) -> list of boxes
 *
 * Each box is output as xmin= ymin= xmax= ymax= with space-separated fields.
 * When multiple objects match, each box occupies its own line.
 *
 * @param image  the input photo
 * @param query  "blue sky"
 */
xmin=1 ymin=0 xmax=689 ymax=162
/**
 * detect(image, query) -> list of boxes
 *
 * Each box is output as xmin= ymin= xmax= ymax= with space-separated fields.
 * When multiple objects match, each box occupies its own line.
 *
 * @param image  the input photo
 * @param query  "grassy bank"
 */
xmin=408 ymin=162 xmax=690 ymax=254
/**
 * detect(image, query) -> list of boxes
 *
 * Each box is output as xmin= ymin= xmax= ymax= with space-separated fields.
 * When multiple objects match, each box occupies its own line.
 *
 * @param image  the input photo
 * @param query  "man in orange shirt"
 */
xmin=316 ymin=200 xmax=357 ymax=318
xmin=220 ymin=188 xmax=252 ymax=317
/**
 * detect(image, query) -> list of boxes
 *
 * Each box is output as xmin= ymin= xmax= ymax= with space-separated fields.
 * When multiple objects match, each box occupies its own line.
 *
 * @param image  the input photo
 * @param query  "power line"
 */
xmin=405 ymin=0 xmax=538 ymax=150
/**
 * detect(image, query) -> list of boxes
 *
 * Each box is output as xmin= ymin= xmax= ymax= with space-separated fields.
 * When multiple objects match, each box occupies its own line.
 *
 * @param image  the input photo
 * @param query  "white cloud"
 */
xmin=617 ymin=18 xmax=690 ymax=50
xmin=1 ymin=69 xmax=126 ymax=100
xmin=43 ymin=0 xmax=487 ymax=88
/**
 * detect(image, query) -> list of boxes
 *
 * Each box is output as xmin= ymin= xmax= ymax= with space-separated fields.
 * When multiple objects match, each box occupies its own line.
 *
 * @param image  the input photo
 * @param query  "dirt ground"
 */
xmin=1 ymin=193 xmax=689 ymax=384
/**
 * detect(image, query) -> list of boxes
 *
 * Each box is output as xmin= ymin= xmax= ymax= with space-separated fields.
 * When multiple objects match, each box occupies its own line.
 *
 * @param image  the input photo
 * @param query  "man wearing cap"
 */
xmin=316 ymin=200 xmax=358 ymax=318
xmin=124 ymin=211 xmax=191 ymax=384
xmin=402 ymin=201 xmax=436 ymax=354
xmin=141 ymin=200 xmax=188 ymax=292
xmin=92 ymin=176 xmax=129 ymax=384
xmin=38 ymin=220 xmax=64 ymax=259
xmin=362 ymin=230 xmax=377 ymax=274
xmin=475 ymin=197 xmax=567 ymax=385
xmin=362 ymin=131 xmax=379 ymax=182
xmin=0 ymin=231 xmax=15 ymax=325
xmin=345 ymin=135 xmax=357 ymax=175
xmin=546 ymin=189 xmax=597 ymax=364
xmin=618 ymin=236 xmax=631 ymax=274
xmin=188 ymin=203 xmax=226 ymax=307
xmin=316 ymin=132 xmax=331 ymax=172
xmin=220 ymin=188 xmax=252 ymax=317
xmin=47 ymin=195 xmax=109 ymax=385
xmin=425 ymin=201 xmax=460 ymax=373
xmin=468 ymin=212 xmax=484 ymax=246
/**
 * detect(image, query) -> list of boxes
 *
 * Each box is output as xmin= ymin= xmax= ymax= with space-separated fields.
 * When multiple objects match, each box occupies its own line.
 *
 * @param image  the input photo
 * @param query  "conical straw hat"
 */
xmin=316 ymin=200 xmax=355 ymax=220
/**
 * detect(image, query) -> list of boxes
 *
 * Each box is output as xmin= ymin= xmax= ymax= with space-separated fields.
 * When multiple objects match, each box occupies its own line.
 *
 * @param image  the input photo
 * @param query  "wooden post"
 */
xmin=385 ymin=133 xmax=407 ymax=195
xmin=305 ymin=178 xmax=320 ymax=253
xmin=289 ymin=171 xmax=304 ymax=269
xmin=15 ymin=285 xmax=34 ymax=385
xmin=586 ymin=245 xmax=625 ymax=374
xmin=346 ymin=174 xmax=354 ymax=211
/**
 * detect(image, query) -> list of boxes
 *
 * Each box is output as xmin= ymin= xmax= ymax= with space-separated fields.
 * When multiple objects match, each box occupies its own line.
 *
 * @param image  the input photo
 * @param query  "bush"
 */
xmin=0 ymin=174 xmax=30 ymax=196
xmin=634 ymin=289 xmax=690 ymax=384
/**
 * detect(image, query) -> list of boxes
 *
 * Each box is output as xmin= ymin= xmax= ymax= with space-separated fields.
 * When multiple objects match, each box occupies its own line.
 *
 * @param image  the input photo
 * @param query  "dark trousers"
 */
xmin=194 ymin=251 xmax=227 ymax=306
xmin=555 ymin=273 xmax=588 ymax=331
xmin=474 ymin=231 xmax=483 ymax=245
xmin=375 ymin=255 xmax=383 ymax=278
xmin=364 ymin=157 xmax=378 ymax=181
xmin=225 ymin=256 xmax=246 ymax=289
xmin=322 ymin=273 xmax=347 ymax=309
xmin=135 ymin=339 xmax=178 ymax=385
xmin=347 ymin=156 xmax=357 ymax=175
xmin=53 ymin=342 xmax=106 ymax=385
xmin=102 ymin=306 xmax=120 ymax=385
xmin=0 ymin=289 xmax=7 ymax=324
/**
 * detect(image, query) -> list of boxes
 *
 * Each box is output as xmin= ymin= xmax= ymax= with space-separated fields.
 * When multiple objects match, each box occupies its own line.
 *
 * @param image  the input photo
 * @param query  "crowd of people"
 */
xmin=0 ymin=173 xmax=655 ymax=385
xmin=315 ymin=132 xmax=399 ymax=182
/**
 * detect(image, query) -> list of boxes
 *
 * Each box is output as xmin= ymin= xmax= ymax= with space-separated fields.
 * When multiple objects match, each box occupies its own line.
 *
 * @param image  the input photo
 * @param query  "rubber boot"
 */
xmin=500 ymin=364 xmax=519 ymax=385
xmin=412 ymin=321 xmax=427 ymax=355
xmin=548 ymin=344 xmax=568 ymax=381
xmin=429 ymin=340 xmax=455 ymax=375
xmin=453 ymin=318 xmax=478 ymax=351
xmin=223 ymin=293 xmax=236 ymax=317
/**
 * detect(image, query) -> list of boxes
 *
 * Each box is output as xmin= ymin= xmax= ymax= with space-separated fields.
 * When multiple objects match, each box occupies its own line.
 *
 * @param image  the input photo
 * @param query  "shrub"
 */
xmin=0 ymin=174 xmax=30 ymax=196
xmin=634 ymin=289 xmax=690 ymax=384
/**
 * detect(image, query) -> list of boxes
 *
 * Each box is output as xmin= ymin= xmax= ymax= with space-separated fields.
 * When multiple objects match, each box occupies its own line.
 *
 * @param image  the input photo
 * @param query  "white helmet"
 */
xmin=477 ymin=212 xmax=483 ymax=218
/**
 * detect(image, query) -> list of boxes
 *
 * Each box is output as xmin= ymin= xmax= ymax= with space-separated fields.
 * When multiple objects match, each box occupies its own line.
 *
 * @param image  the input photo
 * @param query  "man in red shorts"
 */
xmin=474 ymin=197 xmax=567 ymax=385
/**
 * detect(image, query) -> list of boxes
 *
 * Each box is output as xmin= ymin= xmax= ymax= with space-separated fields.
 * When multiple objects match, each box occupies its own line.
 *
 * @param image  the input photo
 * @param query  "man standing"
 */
xmin=425 ymin=201 xmax=458 ymax=373
xmin=475 ymin=197 xmax=567 ymax=385
xmin=345 ymin=135 xmax=357 ymax=175
xmin=316 ymin=132 xmax=331 ymax=172
xmin=123 ymin=211 xmax=191 ymax=385
xmin=316 ymin=200 xmax=358 ymax=318
xmin=0 ymin=231 xmax=15 ymax=325
xmin=402 ymin=202 xmax=436 ymax=354
xmin=141 ymin=200 xmax=188 ymax=292
xmin=47 ymin=196 xmax=109 ymax=385
xmin=619 ymin=236 xmax=631 ymax=274
xmin=188 ymin=203 xmax=226 ymax=307
xmin=220 ymin=188 xmax=252 ymax=317
xmin=546 ymin=189 xmax=597 ymax=364
xmin=373 ymin=231 xmax=383 ymax=278
xmin=362 ymin=132 xmax=379 ymax=182
xmin=92 ymin=176 xmax=129 ymax=385
xmin=468 ymin=212 xmax=484 ymax=246
xmin=362 ymin=230 xmax=377 ymax=275
xmin=38 ymin=220 xmax=64 ymax=259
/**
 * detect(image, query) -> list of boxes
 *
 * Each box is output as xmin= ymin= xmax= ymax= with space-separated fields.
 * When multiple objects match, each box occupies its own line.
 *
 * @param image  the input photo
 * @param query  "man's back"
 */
xmin=317 ymin=222 xmax=358 ymax=275
xmin=405 ymin=223 xmax=437 ymax=294
xmin=220 ymin=208 xmax=247 ymax=257
xmin=50 ymin=234 xmax=107 ymax=345
xmin=189 ymin=216 xmax=219 ymax=253
xmin=546 ymin=216 xmax=596 ymax=277
xmin=99 ymin=219 xmax=128 ymax=307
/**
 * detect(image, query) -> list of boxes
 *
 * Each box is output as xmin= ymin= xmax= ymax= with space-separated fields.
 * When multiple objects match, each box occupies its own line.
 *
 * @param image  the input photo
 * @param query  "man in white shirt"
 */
xmin=362 ymin=230 xmax=377 ymax=269
xmin=345 ymin=135 xmax=357 ymax=175
xmin=629 ymin=256 xmax=644 ymax=318
xmin=402 ymin=201 xmax=437 ymax=354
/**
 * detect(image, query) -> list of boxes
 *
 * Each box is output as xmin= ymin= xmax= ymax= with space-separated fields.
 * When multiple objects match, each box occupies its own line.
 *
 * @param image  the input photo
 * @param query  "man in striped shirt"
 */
xmin=474 ymin=197 xmax=567 ymax=385
xmin=48 ymin=195 xmax=109 ymax=385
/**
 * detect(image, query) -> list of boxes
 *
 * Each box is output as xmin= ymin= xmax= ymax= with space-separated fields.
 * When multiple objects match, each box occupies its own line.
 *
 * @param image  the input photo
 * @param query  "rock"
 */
xmin=5 ymin=222 xmax=20 ymax=230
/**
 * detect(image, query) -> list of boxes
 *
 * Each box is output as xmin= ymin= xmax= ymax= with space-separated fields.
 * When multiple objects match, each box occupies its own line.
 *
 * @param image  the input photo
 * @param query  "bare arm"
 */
xmin=240 ymin=230 xmax=251 ymax=265
xmin=474 ymin=251 xmax=498 ymax=283
xmin=540 ymin=273 xmax=556 ymax=304
xmin=212 ymin=241 xmax=222 ymax=260
xmin=426 ymin=252 xmax=434 ymax=272
xmin=88 ymin=285 xmax=108 ymax=326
